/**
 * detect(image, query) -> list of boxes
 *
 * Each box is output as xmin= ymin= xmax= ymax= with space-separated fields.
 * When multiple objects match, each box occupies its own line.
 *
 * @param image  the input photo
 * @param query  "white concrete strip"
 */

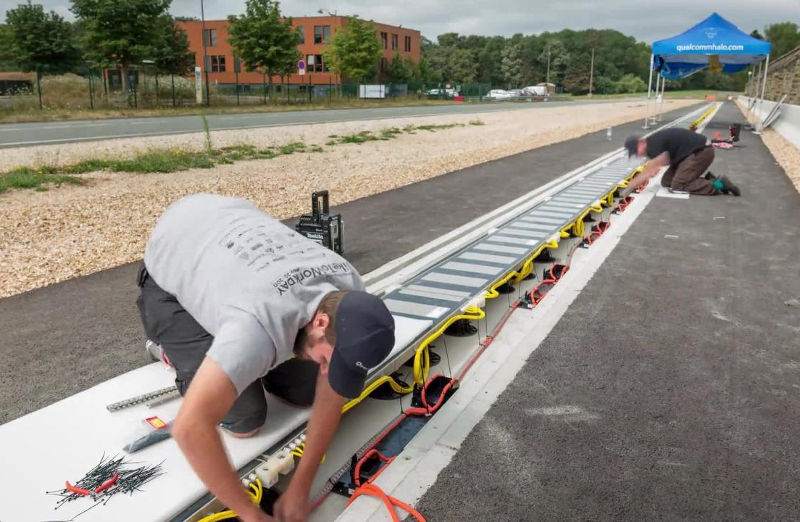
xmin=337 ymin=175 xmax=664 ymax=522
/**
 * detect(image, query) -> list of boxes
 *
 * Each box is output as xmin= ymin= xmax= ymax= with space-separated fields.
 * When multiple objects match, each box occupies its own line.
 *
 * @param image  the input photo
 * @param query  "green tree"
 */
xmin=152 ymin=17 xmax=194 ymax=76
xmin=324 ymin=16 xmax=382 ymax=82
xmin=538 ymin=39 xmax=569 ymax=85
xmin=3 ymin=1 xmax=79 ymax=74
xmin=0 ymin=25 xmax=11 ymax=70
xmin=228 ymin=0 xmax=300 ymax=101
xmin=594 ymin=76 xmax=617 ymax=94
xmin=477 ymin=36 xmax=505 ymax=85
xmin=71 ymin=0 xmax=171 ymax=95
xmin=424 ymin=45 xmax=477 ymax=83
xmin=387 ymin=52 xmax=413 ymax=83
xmin=501 ymin=42 xmax=523 ymax=87
xmin=615 ymin=73 xmax=647 ymax=93
xmin=764 ymin=22 xmax=800 ymax=59
xmin=562 ymin=51 xmax=591 ymax=94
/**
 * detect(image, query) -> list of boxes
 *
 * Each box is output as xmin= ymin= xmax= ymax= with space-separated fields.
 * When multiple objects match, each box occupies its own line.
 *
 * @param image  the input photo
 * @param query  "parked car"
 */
xmin=507 ymin=89 xmax=525 ymax=98
xmin=425 ymin=88 xmax=459 ymax=98
xmin=522 ymin=85 xmax=549 ymax=96
xmin=485 ymin=89 xmax=512 ymax=100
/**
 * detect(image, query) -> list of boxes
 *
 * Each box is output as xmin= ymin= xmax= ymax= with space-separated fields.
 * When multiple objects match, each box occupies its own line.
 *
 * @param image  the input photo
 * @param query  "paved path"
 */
xmin=417 ymin=102 xmax=800 ymax=520
xmin=0 ymin=98 xmax=639 ymax=148
xmin=0 ymin=106 xmax=693 ymax=424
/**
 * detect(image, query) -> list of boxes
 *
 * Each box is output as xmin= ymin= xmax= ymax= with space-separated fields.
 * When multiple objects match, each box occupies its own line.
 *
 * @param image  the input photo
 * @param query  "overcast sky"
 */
xmin=2 ymin=0 xmax=799 ymax=42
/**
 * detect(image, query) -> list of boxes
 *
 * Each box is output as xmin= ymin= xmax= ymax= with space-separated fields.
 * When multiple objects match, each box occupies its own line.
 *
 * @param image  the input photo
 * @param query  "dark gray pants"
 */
xmin=661 ymin=145 xmax=717 ymax=195
xmin=136 ymin=265 xmax=318 ymax=433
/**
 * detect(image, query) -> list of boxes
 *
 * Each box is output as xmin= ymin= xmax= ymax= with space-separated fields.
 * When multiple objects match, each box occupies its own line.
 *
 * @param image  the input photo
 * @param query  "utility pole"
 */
xmin=546 ymin=45 xmax=551 ymax=85
xmin=589 ymin=47 xmax=595 ymax=96
xmin=200 ymin=0 xmax=211 ymax=106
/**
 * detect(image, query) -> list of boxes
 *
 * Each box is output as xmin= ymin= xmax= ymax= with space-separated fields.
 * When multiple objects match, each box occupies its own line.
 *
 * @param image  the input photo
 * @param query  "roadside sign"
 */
xmin=194 ymin=66 xmax=202 ymax=104
xmin=298 ymin=59 xmax=306 ymax=75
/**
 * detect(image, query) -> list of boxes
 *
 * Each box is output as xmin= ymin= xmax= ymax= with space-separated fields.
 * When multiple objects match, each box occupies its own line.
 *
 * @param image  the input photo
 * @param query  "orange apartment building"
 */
xmin=177 ymin=16 xmax=421 ymax=86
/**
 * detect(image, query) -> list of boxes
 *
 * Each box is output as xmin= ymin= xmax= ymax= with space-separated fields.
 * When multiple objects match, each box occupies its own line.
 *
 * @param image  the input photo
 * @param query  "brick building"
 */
xmin=177 ymin=16 xmax=421 ymax=86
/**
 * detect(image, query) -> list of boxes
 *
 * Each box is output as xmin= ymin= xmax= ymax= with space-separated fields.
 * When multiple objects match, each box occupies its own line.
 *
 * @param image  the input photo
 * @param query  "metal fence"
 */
xmin=0 ymin=70 xmax=499 ymax=113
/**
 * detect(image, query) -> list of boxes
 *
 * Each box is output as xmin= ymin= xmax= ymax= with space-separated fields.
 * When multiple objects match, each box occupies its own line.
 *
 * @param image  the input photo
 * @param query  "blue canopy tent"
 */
xmin=644 ymin=12 xmax=771 ymax=127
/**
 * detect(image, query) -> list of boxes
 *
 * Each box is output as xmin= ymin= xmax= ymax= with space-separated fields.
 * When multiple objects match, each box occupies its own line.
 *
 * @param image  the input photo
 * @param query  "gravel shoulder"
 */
xmin=0 ymin=99 xmax=698 ymax=298
xmin=735 ymin=99 xmax=800 ymax=194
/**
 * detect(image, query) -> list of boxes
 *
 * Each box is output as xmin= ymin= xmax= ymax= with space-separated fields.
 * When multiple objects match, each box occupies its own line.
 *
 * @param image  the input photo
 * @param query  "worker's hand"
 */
xmin=273 ymin=482 xmax=310 ymax=522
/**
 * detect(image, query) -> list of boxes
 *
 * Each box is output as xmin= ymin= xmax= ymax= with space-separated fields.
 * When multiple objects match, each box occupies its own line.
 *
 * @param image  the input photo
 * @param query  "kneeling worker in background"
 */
xmin=623 ymin=127 xmax=741 ymax=196
xmin=137 ymin=194 xmax=395 ymax=522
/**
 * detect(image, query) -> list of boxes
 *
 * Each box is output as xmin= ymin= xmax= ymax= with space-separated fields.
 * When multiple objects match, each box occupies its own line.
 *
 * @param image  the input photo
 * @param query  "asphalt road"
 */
xmin=0 ymin=105 xmax=696 ymax=424
xmin=417 ymin=102 xmax=800 ymax=519
xmin=0 ymin=98 xmax=641 ymax=148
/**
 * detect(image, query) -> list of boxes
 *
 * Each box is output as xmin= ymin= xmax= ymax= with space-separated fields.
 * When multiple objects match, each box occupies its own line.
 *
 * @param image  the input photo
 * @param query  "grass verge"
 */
xmin=1 ymin=120 xmax=479 ymax=193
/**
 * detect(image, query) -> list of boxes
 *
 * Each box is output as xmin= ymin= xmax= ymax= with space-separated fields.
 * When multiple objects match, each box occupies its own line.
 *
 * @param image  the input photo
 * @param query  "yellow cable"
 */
xmin=412 ymin=306 xmax=485 ymax=386
xmin=197 ymin=478 xmax=263 ymax=522
xmin=484 ymin=271 xmax=519 ymax=299
xmin=514 ymin=239 xmax=559 ymax=283
xmin=342 ymin=374 xmax=415 ymax=414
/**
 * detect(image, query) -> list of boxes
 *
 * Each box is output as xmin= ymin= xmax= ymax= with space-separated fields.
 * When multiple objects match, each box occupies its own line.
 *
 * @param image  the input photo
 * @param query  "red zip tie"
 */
xmin=95 ymin=472 xmax=120 ymax=494
xmin=65 ymin=481 xmax=91 ymax=497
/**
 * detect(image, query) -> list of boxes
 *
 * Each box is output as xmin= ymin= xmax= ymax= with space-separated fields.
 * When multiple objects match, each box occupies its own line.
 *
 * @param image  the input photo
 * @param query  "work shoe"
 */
xmin=719 ymin=175 xmax=741 ymax=196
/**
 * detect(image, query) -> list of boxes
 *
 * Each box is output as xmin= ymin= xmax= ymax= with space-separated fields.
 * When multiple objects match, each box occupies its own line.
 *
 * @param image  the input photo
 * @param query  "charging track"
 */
xmin=0 ymin=103 xmax=719 ymax=522
xmin=338 ymin=102 xmax=723 ymax=521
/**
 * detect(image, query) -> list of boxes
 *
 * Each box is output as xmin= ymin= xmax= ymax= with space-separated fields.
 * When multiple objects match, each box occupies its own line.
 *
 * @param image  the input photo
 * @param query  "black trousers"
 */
xmin=136 ymin=265 xmax=319 ymax=433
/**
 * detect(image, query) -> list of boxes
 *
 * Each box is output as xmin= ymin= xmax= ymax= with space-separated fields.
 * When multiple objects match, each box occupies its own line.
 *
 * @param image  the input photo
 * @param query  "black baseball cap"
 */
xmin=624 ymin=135 xmax=641 ymax=158
xmin=328 ymin=291 xmax=395 ymax=398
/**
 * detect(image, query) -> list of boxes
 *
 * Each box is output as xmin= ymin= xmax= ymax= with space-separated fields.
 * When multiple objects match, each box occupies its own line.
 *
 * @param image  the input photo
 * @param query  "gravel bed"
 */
xmin=0 ymin=100 xmax=699 ymax=298
xmin=734 ymin=99 xmax=800 ymax=194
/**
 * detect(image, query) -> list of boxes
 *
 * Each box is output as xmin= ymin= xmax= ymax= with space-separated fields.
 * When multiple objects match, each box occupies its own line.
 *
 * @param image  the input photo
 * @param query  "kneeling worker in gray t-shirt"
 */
xmin=136 ymin=194 xmax=395 ymax=522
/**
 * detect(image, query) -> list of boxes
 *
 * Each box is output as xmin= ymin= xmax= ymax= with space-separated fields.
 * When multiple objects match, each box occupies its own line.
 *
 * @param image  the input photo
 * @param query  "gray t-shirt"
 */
xmin=144 ymin=194 xmax=364 ymax=395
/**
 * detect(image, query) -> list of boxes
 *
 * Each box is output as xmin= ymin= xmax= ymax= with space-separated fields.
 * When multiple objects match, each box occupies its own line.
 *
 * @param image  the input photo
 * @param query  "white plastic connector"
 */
xmin=463 ymin=295 xmax=485 ymax=311
xmin=241 ymin=477 xmax=251 ymax=487
xmin=268 ymin=448 xmax=295 ymax=475
xmin=254 ymin=462 xmax=280 ymax=488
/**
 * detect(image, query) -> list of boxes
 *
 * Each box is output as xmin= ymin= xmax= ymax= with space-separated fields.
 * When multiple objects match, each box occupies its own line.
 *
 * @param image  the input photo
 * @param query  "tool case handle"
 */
xmin=311 ymin=190 xmax=330 ymax=219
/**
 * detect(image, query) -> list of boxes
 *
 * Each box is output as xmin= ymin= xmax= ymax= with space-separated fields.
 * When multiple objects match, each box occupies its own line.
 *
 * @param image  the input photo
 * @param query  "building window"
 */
xmin=314 ymin=25 xmax=330 ymax=44
xmin=391 ymin=34 xmax=398 ymax=51
xmin=380 ymin=32 xmax=387 ymax=49
xmin=306 ymin=54 xmax=327 ymax=72
xmin=404 ymin=35 xmax=411 ymax=52
xmin=208 ymin=55 xmax=226 ymax=72
xmin=296 ymin=26 xmax=304 ymax=44
xmin=380 ymin=57 xmax=388 ymax=72
xmin=203 ymin=28 xmax=217 ymax=47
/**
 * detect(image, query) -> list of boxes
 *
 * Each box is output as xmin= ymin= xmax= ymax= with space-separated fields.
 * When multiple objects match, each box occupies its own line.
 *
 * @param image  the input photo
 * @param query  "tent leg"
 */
xmin=758 ymin=54 xmax=770 ymax=110
xmin=650 ymin=74 xmax=660 ymax=124
xmin=753 ymin=55 xmax=770 ymax=132
xmin=644 ymin=54 xmax=654 ymax=129
xmin=657 ymin=76 xmax=665 ymax=122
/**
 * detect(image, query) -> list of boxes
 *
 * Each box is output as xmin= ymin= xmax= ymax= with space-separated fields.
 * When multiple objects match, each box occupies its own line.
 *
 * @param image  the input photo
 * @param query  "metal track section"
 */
xmin=105 ymin=386 xmax=178 ymax=412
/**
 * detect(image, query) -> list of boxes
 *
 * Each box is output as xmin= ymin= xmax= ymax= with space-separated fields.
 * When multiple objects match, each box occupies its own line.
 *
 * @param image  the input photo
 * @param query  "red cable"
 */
xmin=420 ymin=373 xmax=455 ymax=414
xmin=354 ymin=449 xmax=394 ymax=487
xmin=347 ymin=483 xmax=427 ymax=522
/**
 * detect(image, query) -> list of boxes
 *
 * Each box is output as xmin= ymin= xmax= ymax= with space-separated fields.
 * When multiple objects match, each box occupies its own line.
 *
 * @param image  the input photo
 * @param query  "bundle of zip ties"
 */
xmin=46 ymin=454 xmax=164 ymax=516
